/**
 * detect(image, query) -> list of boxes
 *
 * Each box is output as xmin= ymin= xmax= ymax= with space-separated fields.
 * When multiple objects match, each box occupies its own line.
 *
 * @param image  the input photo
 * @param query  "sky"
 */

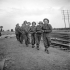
xmin=0 ymin=0 xmax=70 ymax=30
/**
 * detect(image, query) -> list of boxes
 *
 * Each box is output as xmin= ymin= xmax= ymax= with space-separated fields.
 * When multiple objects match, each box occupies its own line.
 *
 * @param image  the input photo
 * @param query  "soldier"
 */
xmin=30 ymin=21 xmax=36 ymax=48
xmin=20 ymin=22 xmax=26 ymax=44
xmin=15 ymin=23 xmax=21 ymax=42
xmin=42 ymin=18 xmax=52 ymax=54
xmin=36 ymin=21 xmax=43 ymax=50
xmin=27 ymin=22 xmax=31 ymax=44
xmin=23 ymin=21 xmax=30 ymax=47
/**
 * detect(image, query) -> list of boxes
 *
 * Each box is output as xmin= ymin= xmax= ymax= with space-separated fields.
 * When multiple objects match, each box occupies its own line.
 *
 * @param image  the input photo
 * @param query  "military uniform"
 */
xmin=35 ymin=22 xmax=43 ymax=50
xmin=30 ymin=25 xmax=36 ymax=48
xmin=42 ymin=23 xmax=52 ymax=51
xmin=15 ymin=24 xmax=21 ymax=42
xmin=23 ymin=23 xmax=31 ymax=46
xmin=27 ymin=22 xmax=31 ymax=44
xmin=20 ymin=24 xmax=25 ymax=44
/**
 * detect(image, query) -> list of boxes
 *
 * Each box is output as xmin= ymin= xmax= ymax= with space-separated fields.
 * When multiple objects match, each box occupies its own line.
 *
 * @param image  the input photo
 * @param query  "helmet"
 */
xmin=43 ymin=18 xmax=49 ymax=23
xmin=38 ymin=21 xmax=43 ymax=24
xmin=32 ymin=21 xmax=36 ymax=25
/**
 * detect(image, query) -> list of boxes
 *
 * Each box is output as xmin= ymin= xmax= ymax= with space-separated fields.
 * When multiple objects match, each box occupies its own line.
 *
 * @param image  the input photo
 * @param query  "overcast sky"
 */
xmin=0 ymin=0 xmax=70 ymax=30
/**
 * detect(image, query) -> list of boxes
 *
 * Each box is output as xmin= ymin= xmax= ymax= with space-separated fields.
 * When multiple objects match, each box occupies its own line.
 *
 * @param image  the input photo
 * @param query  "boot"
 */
xmin=26 ymin=44 xmax=28 ymax=47
xmin=36 ymin=45 xmax=39 ymax=50
xmin=26 ymin=43 xmax=28 ymax=47
xmin=20 ymin=41 xmax=23 ymax=44
xmin=45 ymin=48 xmax=49 ymax=54
xmin=32 ymin=45 xmax=35 ymax=48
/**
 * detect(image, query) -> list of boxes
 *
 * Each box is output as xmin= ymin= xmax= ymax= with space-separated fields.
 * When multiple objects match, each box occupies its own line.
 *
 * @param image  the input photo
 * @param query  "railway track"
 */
xmin=50 ymin=32 xmax=70 ymax=50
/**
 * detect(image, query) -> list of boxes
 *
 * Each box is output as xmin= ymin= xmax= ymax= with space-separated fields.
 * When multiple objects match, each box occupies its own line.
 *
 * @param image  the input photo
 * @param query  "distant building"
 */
xmin=11 ymin=29 xmax=14 ymax=32
xmin=0 ymin=26 xmax=3 ymax=32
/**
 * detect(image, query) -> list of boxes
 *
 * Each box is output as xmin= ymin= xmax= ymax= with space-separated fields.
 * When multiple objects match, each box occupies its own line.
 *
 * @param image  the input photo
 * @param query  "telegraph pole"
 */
xmin=62 ymin=10 xmax=66 ymax=28
xmin=67 ymin=10 xmax=70 ymax=28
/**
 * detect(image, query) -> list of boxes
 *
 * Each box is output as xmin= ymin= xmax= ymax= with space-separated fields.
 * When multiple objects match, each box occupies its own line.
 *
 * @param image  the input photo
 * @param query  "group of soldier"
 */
xmin=15 ymin=18 xmax=52 ymax=54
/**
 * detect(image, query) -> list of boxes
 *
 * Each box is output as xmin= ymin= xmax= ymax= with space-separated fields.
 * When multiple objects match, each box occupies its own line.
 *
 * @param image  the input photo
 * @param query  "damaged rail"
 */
xmin=50 ymin=32 xmax=70 ymax=50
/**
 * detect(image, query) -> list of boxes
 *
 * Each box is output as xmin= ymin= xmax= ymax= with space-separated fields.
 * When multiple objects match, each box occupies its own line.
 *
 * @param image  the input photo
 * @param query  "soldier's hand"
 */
xmin=44 ymin=30 xmax=50 ymax=33
xmin=36 ymin=32 xmax=38 ymax=33
xmin=30 ymin=32 xmax=33 ymax=34
xmin=42 ymin=30 xmax=44 ymax=33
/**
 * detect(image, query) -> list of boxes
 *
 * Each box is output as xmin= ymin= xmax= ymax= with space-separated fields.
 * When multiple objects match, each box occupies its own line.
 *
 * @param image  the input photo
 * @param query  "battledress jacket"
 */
xmin=36 ymin=25 xmax=43 ymax=34
xmin=42 ymin=24 xmax=52 ymax=33
xmin=30 ymin=26 xmax=36 ymax=34
xmin=15 ymin=26 xmax=21 ymax=34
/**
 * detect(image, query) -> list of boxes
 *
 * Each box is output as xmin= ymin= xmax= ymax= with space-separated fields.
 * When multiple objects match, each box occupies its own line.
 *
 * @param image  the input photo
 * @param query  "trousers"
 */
xmin=20 ymin=33 xmax=24 ymax=43
xmin=43 ymin=33 xmax=51 ymax=48
xmin=31 ymin=33 xmax=36 ymax=45
xmin=36 ymin=33 xmax=41 ymax=46
xmin=24 ymin=33 xmax=30 ymax=45
xmin=0 ymin=32 xmax=1 ymax=36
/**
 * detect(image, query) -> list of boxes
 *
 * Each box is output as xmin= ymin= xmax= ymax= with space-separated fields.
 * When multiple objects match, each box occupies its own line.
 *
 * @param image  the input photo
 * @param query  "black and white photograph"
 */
xmin=0 ymin=0 xmax=70 ymax=70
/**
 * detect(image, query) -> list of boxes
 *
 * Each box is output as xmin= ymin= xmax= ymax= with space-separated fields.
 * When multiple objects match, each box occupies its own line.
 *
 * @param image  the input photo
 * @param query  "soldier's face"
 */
xmin=16 ymin=24 xmax=19 ymax=27
xmin=28 ymin=22 xmax=31 ymax=26
xmin=40 ymin=24 xmax=42 ymax=26
xmin=32 ymin=23 xmax=36 ymax=26
xmin=44 ymin=20 xmax=48 ymax=24
xmin=25 ymin=22 xmax=27 ymax=25
xmin=24 ymin=21 xmax=27 ymax=25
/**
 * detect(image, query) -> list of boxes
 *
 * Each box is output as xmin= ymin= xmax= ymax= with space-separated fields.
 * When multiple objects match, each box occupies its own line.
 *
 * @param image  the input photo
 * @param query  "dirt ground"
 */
xmin=0 ymin=36 xmax=70 ymax=70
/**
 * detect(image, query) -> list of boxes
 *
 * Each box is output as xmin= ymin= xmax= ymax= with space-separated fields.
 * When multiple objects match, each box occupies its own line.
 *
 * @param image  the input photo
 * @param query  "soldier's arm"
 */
xmin=28 ymin=27 xmax=31 ymax=33
xmin=36 ymin=26 xmax=43 ymax=33
xmin=21 ymin=27 xmax=25 ymax=34
xmin=49 ymin=24 xmax=52 ymax=32
xmin=44 ymin=24 xmax=52 ymax=33
xmin=45 ymin=24 xmax=52 ymax=33
xmin=35 ymin=26 xmax=38 ymax=33
xmin=29 ymin=27 xmax=33 ymax=34
xmin=35 ymin=26 xmax=37 ymax=33
xmin=42 ymin=25 xmax=45 ymax=33
xmin=17 ymin=27 xmax=22 ymax=33
xmin=29 ymin=27 xmax=31 ymax=32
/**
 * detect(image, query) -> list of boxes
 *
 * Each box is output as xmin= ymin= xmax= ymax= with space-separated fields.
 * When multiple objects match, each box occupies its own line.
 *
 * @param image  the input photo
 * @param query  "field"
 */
xmin=1 ymin=31 xmax=15 ymax=35
xmin=0 ymin=30 xmax=70 ymax=70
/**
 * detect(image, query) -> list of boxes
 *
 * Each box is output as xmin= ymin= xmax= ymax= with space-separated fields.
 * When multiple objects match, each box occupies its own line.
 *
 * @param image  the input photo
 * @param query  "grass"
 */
xmin=1 ymin=31 xmax=15 ymax=35
xmin=0 ymin=39 xmax=7 ymax=60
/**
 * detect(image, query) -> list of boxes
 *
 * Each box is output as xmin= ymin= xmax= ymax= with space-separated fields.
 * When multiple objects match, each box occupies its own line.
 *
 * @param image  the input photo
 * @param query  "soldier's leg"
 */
xmin=25 ymin=34 xmax=28 ymax=47
xmin=46 ymin=36 xmax=51 ymax=47
xmin=24 ymin=34 xmax=27 ymax=45
xmin=36 ymin=34 xmax=41 ymax=50
xmin=38 ymin=34 xmax=41 ymax=45
xmin=45 ymin=36 xmax=49 ymax=54
xmin=18 ymin=32 xmax=21 ymax=41
xmin=28 ymin=34 xmax=30 ymax=44
xmin=38 ymin=34 xmax=41 ymax=48
xmin=19 ymin=33 xmax=22 ymax=43
xmin=36 ymin=34 xmax=39 ymax=49
xmin=34 ymin=33 xmax=36 ymax=46
xmin=27 ymin=33 xmax=30 ymax=45
xmin=16 ymin=34 xmax=19 ymax=41
xmin=20 ymin=34 xmax=23 ymax=44
xmin=31 ymin=34 xmax=35 ymax=48
xmin=43 ymin=34 xmax=49 ymax=53
xmin=43 ymin=33 xmax=47 ymax=47
xmin=45 ymin=38 xmax=49 ymax=54
xmin=31 ymin=34 xmax=33 ymax=47
xmin=29 ymin=34 xmax=31 ymax=44
xmin=0 ymin=32 xmax=1 ymax=36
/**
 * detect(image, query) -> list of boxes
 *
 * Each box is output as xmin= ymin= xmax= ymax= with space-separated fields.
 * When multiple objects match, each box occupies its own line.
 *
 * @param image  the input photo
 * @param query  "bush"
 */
xmin=11 ymin=29 xmax=14 ymax=32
